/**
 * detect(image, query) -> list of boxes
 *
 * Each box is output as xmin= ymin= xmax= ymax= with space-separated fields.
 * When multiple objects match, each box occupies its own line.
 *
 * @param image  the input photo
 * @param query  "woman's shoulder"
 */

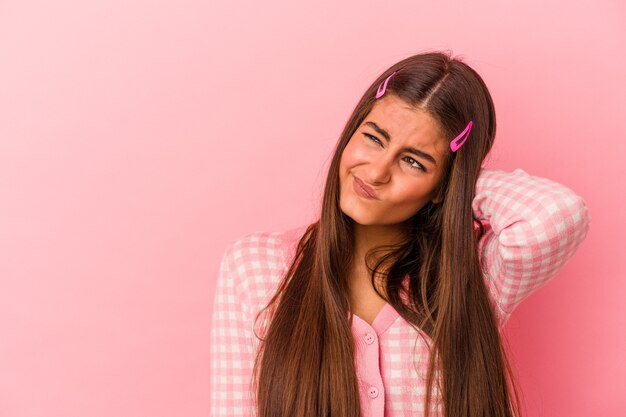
xmin=220 ymin=224 xmax=309 ymax=290
xmin=224 ymin=224 xmax=308 ymax=263
xmin=217 ymin=225 xmax=310 ymax=317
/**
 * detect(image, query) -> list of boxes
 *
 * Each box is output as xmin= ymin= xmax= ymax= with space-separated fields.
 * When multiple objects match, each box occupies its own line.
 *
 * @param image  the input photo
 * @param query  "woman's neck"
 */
xmin=348 ymin=223 xmax=408 ymax=306
xmin=352 ymin=221 xmax=409 ymax=265
xmin=349 ymin=221 xmax=410 ymax=295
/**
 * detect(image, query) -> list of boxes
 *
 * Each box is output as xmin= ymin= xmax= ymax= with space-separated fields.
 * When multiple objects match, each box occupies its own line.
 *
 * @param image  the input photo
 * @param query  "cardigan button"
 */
xmin=364 ymin=333 xmax=375 ymax=344
xmin=367 ymin=386 xmax=379 ymax=398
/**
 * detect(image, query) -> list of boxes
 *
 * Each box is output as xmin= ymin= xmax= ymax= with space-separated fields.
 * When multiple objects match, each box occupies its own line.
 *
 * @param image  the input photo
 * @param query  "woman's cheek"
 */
xmin=351 ymin=143 xmax=372 ymax=163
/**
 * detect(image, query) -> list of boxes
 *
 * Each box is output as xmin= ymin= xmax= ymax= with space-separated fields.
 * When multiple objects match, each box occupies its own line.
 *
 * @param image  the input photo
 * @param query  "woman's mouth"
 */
xmin=353 ymin=176 xmax=378 ymax=199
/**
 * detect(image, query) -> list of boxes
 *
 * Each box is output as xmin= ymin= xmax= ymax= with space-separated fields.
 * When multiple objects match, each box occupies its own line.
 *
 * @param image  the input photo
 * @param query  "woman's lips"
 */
xmin=353 ymin=176 xmax=378 ymax=199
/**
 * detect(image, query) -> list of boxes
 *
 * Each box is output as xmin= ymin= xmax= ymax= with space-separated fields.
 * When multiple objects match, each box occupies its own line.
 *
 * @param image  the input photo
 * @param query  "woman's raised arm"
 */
xmin=472 ymin=168 xmax=591 ymax=327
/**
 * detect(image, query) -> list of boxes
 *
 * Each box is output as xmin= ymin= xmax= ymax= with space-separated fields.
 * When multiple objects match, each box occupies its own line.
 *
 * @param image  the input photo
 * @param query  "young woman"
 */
xmin=210 ymin=52 xmax=590 ymax=417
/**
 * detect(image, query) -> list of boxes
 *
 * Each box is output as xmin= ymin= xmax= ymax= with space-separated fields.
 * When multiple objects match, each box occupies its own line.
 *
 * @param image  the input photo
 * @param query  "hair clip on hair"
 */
xmin=450 ymin=120 xmax=473 ymax=152
xmin=375 ymin=71 xmax=397 ymax=99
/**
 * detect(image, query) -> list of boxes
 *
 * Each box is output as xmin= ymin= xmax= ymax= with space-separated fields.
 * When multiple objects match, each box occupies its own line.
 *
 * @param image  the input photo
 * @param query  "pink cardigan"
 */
xmin=210 ymin=168 xmax=590 ymax=417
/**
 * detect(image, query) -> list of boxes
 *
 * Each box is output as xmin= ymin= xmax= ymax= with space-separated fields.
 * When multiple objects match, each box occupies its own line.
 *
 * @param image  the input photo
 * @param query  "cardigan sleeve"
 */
xmin=210 ymin=241 xmax=257 ymax=417
xmin=472 ymin=168 xmax=591 ymax=327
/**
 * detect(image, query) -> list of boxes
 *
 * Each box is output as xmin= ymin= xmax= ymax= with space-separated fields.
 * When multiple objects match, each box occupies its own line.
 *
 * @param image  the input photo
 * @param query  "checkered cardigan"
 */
xmin=210 ymin=168 xmax=590 ymax=417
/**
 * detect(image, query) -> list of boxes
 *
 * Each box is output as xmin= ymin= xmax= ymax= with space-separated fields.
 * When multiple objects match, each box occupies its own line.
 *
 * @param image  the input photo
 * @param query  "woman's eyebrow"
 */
xmin=363 ymin=121 xmax=437 ymax=166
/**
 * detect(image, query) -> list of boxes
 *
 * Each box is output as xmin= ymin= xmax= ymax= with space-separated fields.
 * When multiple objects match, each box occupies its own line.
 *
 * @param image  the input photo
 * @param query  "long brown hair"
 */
xmin=251 ymin=51 xmax=523 ymax=417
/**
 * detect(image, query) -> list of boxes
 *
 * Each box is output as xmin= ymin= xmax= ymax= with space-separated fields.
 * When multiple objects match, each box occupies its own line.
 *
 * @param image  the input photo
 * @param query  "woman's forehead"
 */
xmin=364 ymin=96 xmax=447 ymax=148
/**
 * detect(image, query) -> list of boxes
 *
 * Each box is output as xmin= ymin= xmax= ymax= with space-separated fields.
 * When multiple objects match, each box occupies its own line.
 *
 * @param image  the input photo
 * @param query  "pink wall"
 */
xmin=1 ymin=0 xmax=624 ymax=416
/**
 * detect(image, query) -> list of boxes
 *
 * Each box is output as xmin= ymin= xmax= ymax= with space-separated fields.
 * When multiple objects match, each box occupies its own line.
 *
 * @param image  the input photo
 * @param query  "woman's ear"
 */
xmin=430 ymin=176 xmax=447 ymax=205
xmin=431 ymin=189 xmax=444 ymax=205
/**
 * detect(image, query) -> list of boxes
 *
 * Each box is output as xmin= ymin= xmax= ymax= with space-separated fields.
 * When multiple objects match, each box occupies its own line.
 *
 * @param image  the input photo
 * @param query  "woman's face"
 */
xmin=339 ymin=94 xmax=449 ymax=227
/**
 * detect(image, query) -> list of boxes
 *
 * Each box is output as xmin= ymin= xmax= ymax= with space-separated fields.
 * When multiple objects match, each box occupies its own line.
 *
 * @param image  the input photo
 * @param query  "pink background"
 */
xmin=1 ymin=0 xmax=624 ymax=416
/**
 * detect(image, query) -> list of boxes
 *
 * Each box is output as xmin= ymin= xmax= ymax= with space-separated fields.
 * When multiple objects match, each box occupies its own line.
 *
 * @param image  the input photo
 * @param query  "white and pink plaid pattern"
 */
xmin=210 ymin=168 xmax=590 ymax=417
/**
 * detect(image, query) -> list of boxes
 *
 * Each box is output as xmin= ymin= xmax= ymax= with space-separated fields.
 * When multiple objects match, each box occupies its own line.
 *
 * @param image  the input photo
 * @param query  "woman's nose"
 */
xmin=365 ymin=154 xmax=393 ymax=184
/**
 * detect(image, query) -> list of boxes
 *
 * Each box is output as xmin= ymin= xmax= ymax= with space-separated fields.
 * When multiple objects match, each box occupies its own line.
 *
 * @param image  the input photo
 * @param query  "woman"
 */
xmin=210 ymin=52 xmax=590 ymax=417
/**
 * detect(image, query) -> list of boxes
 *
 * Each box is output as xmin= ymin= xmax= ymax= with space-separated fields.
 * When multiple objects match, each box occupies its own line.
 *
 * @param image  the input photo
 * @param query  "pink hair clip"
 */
xmin=375 ymin=71 xmax=397 ymax=99
xmin=450 ymin=120 xmax=473 ymax=152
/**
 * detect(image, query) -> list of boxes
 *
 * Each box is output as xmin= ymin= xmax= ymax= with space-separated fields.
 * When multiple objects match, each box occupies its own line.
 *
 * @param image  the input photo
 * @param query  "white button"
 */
xmin=364 ymin=333 xmax=375 ymax=344
xmin=367 ymin=386 xmax=379 ymax=398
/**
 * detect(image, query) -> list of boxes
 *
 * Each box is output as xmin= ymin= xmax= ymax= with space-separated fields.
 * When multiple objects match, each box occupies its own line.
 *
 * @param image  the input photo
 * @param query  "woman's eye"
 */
xmin=404 ymin=157 xmax=425 ymax=172
xmin=364 ymin=133 xmax=382 ymax=145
